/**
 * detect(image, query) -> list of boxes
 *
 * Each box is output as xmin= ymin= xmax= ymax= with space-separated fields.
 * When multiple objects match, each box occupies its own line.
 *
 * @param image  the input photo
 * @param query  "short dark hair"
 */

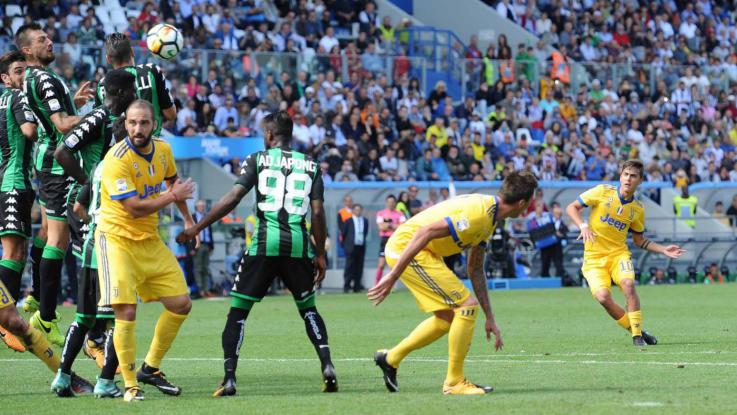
xmin=263 ymin=110 xmax=293 ymax=143
xmin=104 ymin=33 xmax=133 ymax=66
xmin=386 ymin=194 xmax=396 ymax=201
xmin=15 ymin=23 xmax=43 ymax=49
xmin=621 ymin=159 xmax=645 ymax=178
xmin=499 ymin=171 xmax=538 ymax=204
xmin=0 ymin=51 xmax=25 ymax=75
xmin=104 ymin=68 xmax=135 ymax=95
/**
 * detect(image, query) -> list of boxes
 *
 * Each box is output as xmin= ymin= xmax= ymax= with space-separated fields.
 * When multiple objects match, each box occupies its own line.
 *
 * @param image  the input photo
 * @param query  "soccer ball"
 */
xmin=146 ymin=23 xmax=183 ymax=60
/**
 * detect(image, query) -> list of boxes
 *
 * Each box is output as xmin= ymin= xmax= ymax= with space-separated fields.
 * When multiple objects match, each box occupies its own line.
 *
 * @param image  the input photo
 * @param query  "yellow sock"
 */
xmin=114 ymin=319 xmax=138 ymax=388
xmin=445 ymin=305 xmax=478 ymax=386
xmin=22 ymin=327 xmax=60 ymax=373
xmin=628 ymin=310 xmax=642 ymax=337
xmin=615 ymin=314 xmax=631 ymax=331
xmin=387 ymin=316 xmax=451 ymax=368
xmin=144 ymin=309 xmax=188 ymax=369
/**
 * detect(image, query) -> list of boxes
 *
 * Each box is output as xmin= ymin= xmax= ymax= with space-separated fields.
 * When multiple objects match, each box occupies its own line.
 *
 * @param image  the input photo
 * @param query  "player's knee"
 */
xmin=113 ymin=304 xmax=137 ymax=321
xmin=593 ymin=289 xmax=611 ymax=304
xmin=169 ymin=297 xmax=192 ymax=315
xmin=434 ymin=309 xmax=455 ymax=323
xmin=620 ymin=279 xmax=636 ymax=294
xmin=461 ymin=296 xmax=478 ymax=307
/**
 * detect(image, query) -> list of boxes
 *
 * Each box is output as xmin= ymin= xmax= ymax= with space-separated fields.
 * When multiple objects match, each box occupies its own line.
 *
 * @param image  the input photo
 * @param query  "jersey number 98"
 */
xmin=257 ymin=170 xmax=312 ymax=215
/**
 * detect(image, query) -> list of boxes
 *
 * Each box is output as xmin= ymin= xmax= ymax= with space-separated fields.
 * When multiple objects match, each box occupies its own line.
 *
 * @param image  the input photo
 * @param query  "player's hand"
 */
xmin=73 ymin=201 xmax=90 ymax=224
xmin=313 ymin=255 xmax=327 ymax=284
xmin=662 ymin=244 xmax=687 ymax=258
xmin=175 ymin=227 xmax=197 ymax=244
xmin=171 ymin=178 xmax=195 ymax=201
xmin=577 ymin=226 xmax=596 ymax=244
xmin=367 ymin=272 xmax=398 ymax=306
xmin=73 ymin=81 xmax=95 ymax=107
xmin=185 ymin=218 xmax=201 ymax=249
xmin=485 ymin=318 xmax=503 ymax=351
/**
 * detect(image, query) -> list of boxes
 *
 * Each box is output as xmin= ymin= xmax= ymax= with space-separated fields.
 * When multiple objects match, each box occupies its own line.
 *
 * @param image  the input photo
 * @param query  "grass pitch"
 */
xmin=2 ymin=284 xmax=736 ymax=414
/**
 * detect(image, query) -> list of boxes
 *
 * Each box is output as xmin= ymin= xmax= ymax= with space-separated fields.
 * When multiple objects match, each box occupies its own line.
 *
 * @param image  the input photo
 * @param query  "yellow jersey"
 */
xmin=578 ymin=184 xmax=645 ymax=259
xmin=394 ymin=194 xmax=499 ymax=257
xmin=98 ymin=138 xmax=178 ymax=241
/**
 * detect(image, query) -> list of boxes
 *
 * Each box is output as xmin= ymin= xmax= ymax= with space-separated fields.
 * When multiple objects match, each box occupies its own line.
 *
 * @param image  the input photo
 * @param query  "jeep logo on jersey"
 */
xmin=600 ymin=213 xmax=627 ymax=231
xmin=141 ymin=183 xmax=164 ymax=199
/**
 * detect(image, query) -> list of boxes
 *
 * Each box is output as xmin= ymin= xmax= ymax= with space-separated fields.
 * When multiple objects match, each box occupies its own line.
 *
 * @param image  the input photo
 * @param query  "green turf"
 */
xmin=2 ymin=284 xmax=737 ymax=414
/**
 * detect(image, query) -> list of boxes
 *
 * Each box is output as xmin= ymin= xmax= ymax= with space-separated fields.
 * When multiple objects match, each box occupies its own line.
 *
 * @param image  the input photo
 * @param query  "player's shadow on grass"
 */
xmin=497 ymin=385 xmax=663 ymax=395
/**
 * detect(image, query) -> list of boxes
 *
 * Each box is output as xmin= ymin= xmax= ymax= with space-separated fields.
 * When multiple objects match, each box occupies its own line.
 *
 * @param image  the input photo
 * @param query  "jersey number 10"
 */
xmin=257 ymin=170 xmax=312 ymax=215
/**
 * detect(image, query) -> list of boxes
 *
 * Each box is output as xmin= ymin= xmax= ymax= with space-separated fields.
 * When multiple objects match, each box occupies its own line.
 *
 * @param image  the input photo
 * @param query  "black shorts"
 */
xmin=66 ymin=185 xmax=86 ymax=259
xmin=38 ymin=172 xmax=74 ymax=221
xmin=378 ymin=236 xmax=389 ymax=257
xmin=76 ymin=267 xmax=113 ymax=319
xmin=231 ymin=255 xmax=315 ymax=302
xmin=0 ymin=189 xmax=34 ymax=238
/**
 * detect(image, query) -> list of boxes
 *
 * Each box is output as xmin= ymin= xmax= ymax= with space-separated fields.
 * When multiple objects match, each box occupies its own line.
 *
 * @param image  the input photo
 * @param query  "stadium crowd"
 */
xmin=3 ymin=0 xmax=737 ymax=191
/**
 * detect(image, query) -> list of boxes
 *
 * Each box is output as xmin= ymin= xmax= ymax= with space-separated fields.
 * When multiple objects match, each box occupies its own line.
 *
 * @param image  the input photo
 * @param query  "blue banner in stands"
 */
xmin=168 ymin=136 xmax=264 ymax=159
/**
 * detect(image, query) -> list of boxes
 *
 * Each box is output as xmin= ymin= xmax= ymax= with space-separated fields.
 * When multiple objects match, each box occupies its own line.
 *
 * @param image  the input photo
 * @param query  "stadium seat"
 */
xmin=11 ymin=17 xmax=24 ymax=35
xmin=110 ymin=9 xmax=128 ymax=27
xmin=5 ymin=4 xmax=22 ymax=17
xmin=104 ymin=0 xmax=122 ymax=9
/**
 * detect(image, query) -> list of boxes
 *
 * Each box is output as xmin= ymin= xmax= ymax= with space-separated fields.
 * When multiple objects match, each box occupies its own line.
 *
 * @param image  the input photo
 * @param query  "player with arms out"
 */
xmin=50 ymin=69 xmax=137 ymax=398
xmin=15 ymin=23 xmax=94 ymax=344
xmin=0 ymin=51 xmax=38 ymax=352
xmin=96 ymin=33 xmax=176 ymax=137
xmin=368 ymin=172 xmax=538 ymax=395
xmin=566 ymin=159 xmax=686 ymax=346
xmin=97 ymin=100 xmax=197 ymax=402
xmin=176 ymin=111 xmax=338 ymax=397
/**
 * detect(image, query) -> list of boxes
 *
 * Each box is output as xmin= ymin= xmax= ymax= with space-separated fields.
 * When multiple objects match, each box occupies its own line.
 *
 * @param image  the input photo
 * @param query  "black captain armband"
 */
xmin=639 ymin=239 xmax=652 ymax=250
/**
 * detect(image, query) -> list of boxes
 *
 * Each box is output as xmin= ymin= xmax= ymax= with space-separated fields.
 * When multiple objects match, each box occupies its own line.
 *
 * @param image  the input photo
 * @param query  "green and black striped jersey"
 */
xmin=61 ymin=106 xmax=118 ymax=178
xmin=77 ymin=162 xmax=103 ymax=269
xmin=0 ymin=88 xmax=36 ymax=191
xmin=236 ymin=147 xmax=324 ymax=258
xmin=95 ymin=63 xmax=174 ymax=137
xmin=23 ymin=66 xmax=76 ymax=175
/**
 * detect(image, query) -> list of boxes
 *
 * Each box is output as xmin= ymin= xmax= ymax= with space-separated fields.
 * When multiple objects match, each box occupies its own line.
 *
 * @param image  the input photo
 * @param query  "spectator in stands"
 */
xmin=341 ymin=204 xmax=368 ymax=293
xmin=214 ymin=96 xmax=238 ymax=133
xmin=705 ymin=263 xmax=726 ymax=284
xmin=713 ymin=201 xmax=731 ymax=227
xmin=726 ymin=195 xmax=737 ymax=227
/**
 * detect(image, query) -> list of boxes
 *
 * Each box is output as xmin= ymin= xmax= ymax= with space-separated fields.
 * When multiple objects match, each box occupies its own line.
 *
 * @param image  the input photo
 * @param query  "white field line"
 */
xmin=2 ymin=355 xmax=737 ymax=367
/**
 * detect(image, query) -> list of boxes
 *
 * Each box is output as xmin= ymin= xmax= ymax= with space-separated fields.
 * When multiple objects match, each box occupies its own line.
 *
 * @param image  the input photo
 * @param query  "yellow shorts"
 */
xmin=385 ymin=236 xmax=470 ymax=312
xmin=581 ymin=253 xmax=635 ymax=295
xmin=97 ymin=231 xmax=188 ymax=305
xmin=0 ymin=279 xmax=13 ymax=309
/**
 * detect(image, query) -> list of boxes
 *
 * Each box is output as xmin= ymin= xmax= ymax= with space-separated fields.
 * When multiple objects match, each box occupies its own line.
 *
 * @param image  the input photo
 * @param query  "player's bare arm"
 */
xmin=175 ymin=183 xmax=249 ymax=244
xmin=368 ymin=219 xmax=451 ymax=305
xmin=632 ymin=233 xmax=687 ymax=258
xmin=467 ymin=244 xmax=503 ymax=350
xmin=566 ymin=199 xmax=596 ymax=243
xmin=166 ymin=175 xmax=200 ymax=249
xmin=310 ymin=199 xmax=327 ymax=284
xmin=118 ymin=177 xmax=194 ymax=219
xmin=54 ymin=145 xmax=87 ymax=185
xmin=49 ymin=112 xmax=83 ymax=135
xmin=20 ymin=121 xmax=36 ymax=141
